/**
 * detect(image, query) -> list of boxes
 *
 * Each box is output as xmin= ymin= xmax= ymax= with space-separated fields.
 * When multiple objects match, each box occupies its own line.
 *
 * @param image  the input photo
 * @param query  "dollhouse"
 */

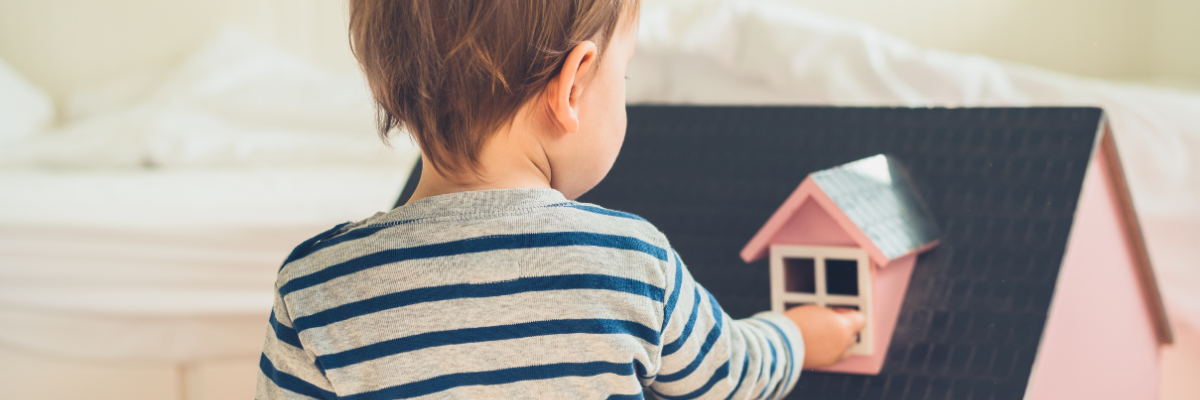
xmin=739 ymin=154 xmax=941 ymax=374
xmin=400 ymin=106 xmax=1174 ymax=399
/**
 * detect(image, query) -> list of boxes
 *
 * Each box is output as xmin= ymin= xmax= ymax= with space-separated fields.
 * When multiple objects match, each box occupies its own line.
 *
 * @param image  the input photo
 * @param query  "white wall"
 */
xmin=790 ymin=0 xmax=1200 ymax=87
xmin=1147 ymin=0 xmax=1200 ymax=85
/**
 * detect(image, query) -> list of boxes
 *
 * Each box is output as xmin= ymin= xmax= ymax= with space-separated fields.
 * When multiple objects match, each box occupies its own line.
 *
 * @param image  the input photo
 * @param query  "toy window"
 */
xmin=783 ymin=258 xmax=816 ymax=293
xmin=825 ymin=259 xmax=859 ymax=295
xmin=769 ymin=245 xmax=873 ymax=355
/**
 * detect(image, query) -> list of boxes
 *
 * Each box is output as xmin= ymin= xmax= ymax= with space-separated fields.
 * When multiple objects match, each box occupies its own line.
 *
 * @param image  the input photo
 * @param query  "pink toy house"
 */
xmin=735 ymin=130 xmax=1173 ymax=398
xmin=407 ymin=106 xmax=1175 ymax=398
xmin=1022 ymin=131 xmax=1172 ymax=400
xmin=740 ymin=154 xmax=941 ymax=375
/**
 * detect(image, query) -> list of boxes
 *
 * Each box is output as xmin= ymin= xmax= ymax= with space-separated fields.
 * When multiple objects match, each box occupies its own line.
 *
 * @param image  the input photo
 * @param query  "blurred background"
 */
xmin=0 ymin=0 xmax=1197 ymax=399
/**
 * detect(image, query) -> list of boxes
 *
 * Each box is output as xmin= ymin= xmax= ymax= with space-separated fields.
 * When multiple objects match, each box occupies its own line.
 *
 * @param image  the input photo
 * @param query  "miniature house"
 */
xmin=402 ymin=106 xmax=1175 ymax=399
xmin=740 ymin=154 xmax=941 ymax=375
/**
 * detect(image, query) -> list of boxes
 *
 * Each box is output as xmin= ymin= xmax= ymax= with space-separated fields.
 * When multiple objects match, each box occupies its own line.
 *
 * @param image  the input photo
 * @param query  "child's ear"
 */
xmin=547 ymin=41 xmax=598 ymax=135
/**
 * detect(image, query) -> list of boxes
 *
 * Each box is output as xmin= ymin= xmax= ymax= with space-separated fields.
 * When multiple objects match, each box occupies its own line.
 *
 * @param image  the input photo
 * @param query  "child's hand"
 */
xmin=783 ymin=305 xmax=867 ymax=369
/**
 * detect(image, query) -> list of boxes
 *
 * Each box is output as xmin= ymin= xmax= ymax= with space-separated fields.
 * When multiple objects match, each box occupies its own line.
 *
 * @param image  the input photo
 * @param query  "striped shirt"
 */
xmin=257 ymin=188 xmax=803 ymax=400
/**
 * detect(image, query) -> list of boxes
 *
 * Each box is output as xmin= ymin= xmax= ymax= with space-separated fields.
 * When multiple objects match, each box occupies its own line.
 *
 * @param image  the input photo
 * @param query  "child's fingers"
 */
xmin=832 ymin=308 xmax=867 ymax=333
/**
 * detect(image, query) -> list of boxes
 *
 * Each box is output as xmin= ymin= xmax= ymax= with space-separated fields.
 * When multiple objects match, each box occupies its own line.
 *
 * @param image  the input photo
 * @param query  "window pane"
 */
xmin=783 ymin=257 xmax=816 ymax=293
xmin=826 ymin=259 xmax=859 ymax=295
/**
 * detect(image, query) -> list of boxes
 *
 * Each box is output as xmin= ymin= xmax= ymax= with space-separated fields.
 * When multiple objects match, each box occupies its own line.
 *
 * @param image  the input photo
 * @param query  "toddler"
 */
xmin=257 ymin=1 xmax=864 ymax=399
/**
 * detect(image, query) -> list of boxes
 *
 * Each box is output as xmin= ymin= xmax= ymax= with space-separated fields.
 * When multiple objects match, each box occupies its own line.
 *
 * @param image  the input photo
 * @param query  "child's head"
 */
xmin=350 ymin=0 xmax=640 ymax=199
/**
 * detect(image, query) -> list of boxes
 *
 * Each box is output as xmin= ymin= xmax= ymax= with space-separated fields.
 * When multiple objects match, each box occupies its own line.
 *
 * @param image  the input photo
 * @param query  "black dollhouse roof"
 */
xmin=810 ymin=154 xmax=941 ymax=261
xmin=396 ymin=106 xmax=1142 ymax=400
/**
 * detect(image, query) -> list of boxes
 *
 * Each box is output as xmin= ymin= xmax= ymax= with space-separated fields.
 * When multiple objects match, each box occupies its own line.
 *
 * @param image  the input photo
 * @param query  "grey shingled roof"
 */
xmin=812 ymin=154 xmax=941 ymax=261
xmin=399 ymin=106 xmax=1103 ymax=400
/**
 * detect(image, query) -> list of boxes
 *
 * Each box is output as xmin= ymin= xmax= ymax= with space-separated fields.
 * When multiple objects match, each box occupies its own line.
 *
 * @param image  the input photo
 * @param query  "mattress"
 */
xmin=0 ymin=166 xmax=415 ymax=361
xmin=0 ymin=25 xmax=427 ymax=361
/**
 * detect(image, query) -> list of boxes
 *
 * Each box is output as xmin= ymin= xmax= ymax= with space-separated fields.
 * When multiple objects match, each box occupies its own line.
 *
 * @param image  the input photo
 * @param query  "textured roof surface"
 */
xmin=398 ymin=106 xmax=1103 ymax=400
xmin=812 ymin=154 xmax=941 ymax=261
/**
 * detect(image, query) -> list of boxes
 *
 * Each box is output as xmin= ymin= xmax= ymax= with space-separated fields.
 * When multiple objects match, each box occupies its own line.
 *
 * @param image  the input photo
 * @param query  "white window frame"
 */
xmin=769 ymin=244 xmax=874 ymax=356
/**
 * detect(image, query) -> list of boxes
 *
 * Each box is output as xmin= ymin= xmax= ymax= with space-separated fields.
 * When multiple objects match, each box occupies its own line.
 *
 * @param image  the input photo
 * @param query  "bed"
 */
xmin=0 ymin=27 xmax=419 ymax=362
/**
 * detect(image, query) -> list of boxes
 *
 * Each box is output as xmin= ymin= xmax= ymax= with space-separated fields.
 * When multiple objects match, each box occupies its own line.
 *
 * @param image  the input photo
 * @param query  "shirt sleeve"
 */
xmin=648 ymin=250 xmax=805 ymax=400
xmin=257 ymin=291 xmax=339 ymax=400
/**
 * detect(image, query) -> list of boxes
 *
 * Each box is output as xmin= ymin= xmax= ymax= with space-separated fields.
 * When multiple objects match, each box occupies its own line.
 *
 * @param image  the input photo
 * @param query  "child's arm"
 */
xmin=649 ymin=251 xmax=862 ymax=400
xmin=648 ymin=252 xmax=800 ymax=400
xmin=257 ymin=293 xmax=337 ymax=400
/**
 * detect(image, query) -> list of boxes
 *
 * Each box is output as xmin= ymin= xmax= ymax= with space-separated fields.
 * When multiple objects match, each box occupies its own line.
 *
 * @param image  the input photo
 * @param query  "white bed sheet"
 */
xmin=0 ymin=167 xmax=412 ymax=229
xmin=0 ymin=166 xmax=414 ymax=361
xmin=0 ymin=57 xmax=52 ymax=146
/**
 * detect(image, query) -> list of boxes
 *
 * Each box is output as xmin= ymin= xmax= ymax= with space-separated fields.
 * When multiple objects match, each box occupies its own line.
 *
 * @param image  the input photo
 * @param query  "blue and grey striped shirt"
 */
xmin=258 ymin=188 xmax=803 ymax=399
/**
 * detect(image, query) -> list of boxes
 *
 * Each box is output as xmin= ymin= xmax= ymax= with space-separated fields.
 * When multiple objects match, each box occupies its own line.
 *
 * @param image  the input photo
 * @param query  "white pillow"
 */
xmin=145 ymin=26 xmax=378 ymax=137
xmin=0 ymin=26 xmax=414 ymax=169
xmin=0 ymin=58 xmax=54 ymax=147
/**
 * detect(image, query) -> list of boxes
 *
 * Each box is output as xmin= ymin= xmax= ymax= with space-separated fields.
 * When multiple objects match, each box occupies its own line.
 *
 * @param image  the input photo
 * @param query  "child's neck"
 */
xmin=405 ymin=112 xmax=556 ymax=204
xmin=404 ymin=158 xmax=552 ymax=204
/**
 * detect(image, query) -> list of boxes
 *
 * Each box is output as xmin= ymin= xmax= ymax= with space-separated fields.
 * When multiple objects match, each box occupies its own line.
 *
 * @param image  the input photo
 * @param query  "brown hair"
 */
xmin=349 ymin=0 xmax=638 ymax=176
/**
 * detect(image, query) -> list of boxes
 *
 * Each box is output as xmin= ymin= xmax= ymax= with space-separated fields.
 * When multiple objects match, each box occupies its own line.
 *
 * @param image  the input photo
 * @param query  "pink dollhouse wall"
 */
xmin=773 ymin=200 xmax=859 ymax=248
xmin=1025 ymin=151 xmax=1160 ymax=400
xmin=820 ymin=253 xmax=915 ymax=375
xmin=766 ymin=197 xmax=917 ymax=375
xmin=741 ymin=180 xmax=899 ymax=268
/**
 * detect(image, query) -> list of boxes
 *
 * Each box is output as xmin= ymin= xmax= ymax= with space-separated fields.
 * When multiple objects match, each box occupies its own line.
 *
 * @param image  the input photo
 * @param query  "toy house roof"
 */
xmin=740 ymin=154 xmax=942 ymax=266
xmin=397 ymin=106 xmax=1169 ymax=400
